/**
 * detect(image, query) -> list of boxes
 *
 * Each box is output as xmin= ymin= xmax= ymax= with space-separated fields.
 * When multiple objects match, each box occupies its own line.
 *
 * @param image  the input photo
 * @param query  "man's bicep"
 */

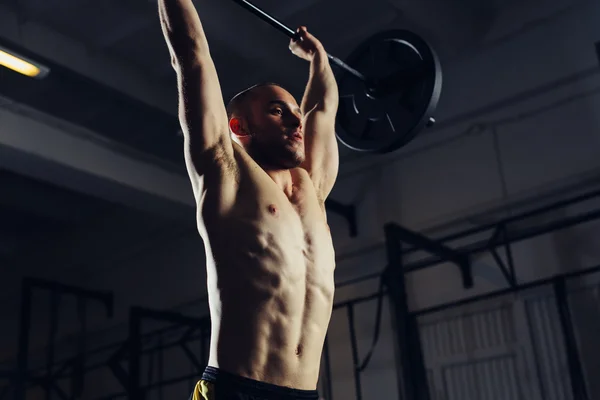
xmin=302 ymin=109 xmax=339 ymax=199
xmin=177 ymin=57 xmax=232 ymax=154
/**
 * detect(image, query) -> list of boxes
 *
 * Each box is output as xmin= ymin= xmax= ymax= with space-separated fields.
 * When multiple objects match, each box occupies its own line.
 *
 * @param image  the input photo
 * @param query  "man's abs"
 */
xmin=197 ymin=163 xmax=336 ymax=390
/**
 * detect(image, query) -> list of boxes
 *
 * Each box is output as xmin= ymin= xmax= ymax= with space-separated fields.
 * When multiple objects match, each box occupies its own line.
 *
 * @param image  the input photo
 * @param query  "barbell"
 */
xmin=230 ymin=0 xmax=443 ymax=154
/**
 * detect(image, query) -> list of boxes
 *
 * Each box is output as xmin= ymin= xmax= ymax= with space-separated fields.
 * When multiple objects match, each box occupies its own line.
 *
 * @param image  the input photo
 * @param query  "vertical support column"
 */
xmin=15 ymin=280 xmax=33 ymax=400
xmin=15 ymin=278 xmax=113 ymax=400
xmin=553 ymin=278 xmax=589 ymax=400
xmin=158 ymin=334 xmax=164 ymax=400
xmin=346 ymin=305 xmax=362 ymax=400
xmin=128 ymin=308 xmax=143 ymax=400
xmin=44 ymin=293 xmax=60 ymax=400
xmin=0 ymin=385 xmax=10 ymax=400
xmin=124 ymin=307 xmax=208 ymax=398
xmin=72 ymin=297 xmax=87 ymax=397
xmin=322 ymin=336 xmax=333 ymax=400
xmin=384 ymin=224 xmax=430 ymax=400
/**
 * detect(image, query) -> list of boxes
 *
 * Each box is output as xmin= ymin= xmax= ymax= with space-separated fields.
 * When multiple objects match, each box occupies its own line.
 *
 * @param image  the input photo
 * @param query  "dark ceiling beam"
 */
xmin=5 ymin=207 xmax=185 ymax=272
xmin=0 ymin=105 xmax=195 ymax=223
xmin=0 ymin=170 xmax=112 ymax=223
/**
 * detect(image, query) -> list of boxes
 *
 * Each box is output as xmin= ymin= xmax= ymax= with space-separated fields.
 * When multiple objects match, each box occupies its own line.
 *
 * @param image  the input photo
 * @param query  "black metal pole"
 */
xmin=13 ymin=278 xmax=114 ymax=400
xmin=72 ymin=297 xmax=87 ymax=398
xmin=502 ymin=225 xmax=517 ymax=287
xmin=0 ymin=385 xmax=9 ymax=400
xmin=15 ymin=280 xmax=33 ymax=400
xmin=414 ymin=264 xmax=600 ymax=317
xmin=23 ymin=278 xmax=113 ymax=311
xmin=553 ymin=278 xmax=589 ymax=400
xmin=125 ymin=307 xmax=207 ymax=398
xmin=405 ymin=208 xmax=600 ymax=273
xmin=45 ymin=293 xmax=60 ymax=400
xmin=384 ymin=224 xmax=430 ymax=400
xmin=524 ymin=302 xmax=550 ymax=400
xmin=387 ymin=224 xmax=472 ymax=288
xmin=128 ymin=308 xmax=142 ymax=400
xmin=323 ymin=336 xmax=333 ymax=400
xmin=346 ymin=305 xmax=363 ymax=400
xmin=228 ymin=0 xmax=369 ymax=83
xmin=158 ymin=334 xmax=164 ymax=400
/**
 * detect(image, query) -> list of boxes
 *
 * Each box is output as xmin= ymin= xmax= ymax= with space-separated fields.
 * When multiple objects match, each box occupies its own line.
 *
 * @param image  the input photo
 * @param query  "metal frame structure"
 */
xmin=126 ymin=307 xmax=208 ymax=400
xmin=382 ymin=187 xmax=600 ymax=400
xmin=3 ymin=187 xmax=600 ymax=400
xmin=12 ymin=278 xmax=113 ymax=400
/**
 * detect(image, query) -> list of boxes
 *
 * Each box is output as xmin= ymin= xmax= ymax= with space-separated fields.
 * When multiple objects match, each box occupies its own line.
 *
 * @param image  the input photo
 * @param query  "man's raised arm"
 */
xmin=290 ymin=27 xmax=340 ymax=201
xmin=158 ymin=0 xmax=232 ymax=175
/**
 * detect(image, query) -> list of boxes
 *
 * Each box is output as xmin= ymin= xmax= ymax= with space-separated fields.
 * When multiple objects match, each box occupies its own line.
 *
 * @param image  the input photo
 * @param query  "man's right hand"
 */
xmin=289 ymin=26 xmax=325 ymax=62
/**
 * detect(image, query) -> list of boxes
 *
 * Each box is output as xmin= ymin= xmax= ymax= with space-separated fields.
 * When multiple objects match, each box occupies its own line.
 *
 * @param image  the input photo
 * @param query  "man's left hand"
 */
xmin=289 ymin=26 xmax=324 ymax=62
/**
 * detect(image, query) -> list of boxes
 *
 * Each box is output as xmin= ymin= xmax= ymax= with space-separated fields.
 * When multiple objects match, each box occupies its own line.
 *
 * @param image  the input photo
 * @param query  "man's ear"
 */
xmin=229 ymin=117 xmax=250 ymax=137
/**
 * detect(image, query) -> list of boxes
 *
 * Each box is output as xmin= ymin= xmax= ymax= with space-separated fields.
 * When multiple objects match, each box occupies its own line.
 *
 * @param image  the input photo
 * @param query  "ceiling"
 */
xmin=0 ymin=0 xmax=502 ymax=95
xmin=0 ymin=0 xmax=503 ymax=163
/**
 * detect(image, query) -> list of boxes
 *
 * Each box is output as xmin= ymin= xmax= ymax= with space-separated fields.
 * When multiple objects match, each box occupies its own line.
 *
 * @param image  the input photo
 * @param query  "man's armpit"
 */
xmin=190 ymin=138 xmax=239 ymax=182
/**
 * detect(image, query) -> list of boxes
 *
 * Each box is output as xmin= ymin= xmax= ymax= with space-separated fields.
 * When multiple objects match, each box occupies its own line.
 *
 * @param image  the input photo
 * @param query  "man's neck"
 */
xmin=264 ymin=167 xmax=294 ymax=195
xmin=246 ymin=147 xmax=295 ymax=194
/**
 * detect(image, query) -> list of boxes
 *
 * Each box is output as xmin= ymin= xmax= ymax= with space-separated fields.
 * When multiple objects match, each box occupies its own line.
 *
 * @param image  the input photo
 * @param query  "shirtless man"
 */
xmin=158 ymin=1 xmax=339 ymax=399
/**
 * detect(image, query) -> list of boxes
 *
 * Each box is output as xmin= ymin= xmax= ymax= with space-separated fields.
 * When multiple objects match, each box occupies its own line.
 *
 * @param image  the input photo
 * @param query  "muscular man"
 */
xmin=158 ymin=1 xmax=339 ymax=399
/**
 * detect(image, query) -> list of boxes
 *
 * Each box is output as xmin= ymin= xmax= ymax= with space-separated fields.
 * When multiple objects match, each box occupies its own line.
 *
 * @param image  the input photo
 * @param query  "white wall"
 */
xmin=3 ymin=0 xmax=600 ymax=399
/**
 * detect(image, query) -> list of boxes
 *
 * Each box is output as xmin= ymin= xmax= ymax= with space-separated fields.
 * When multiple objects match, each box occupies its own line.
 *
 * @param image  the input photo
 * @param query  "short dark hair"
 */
xmin=226 ymin=82 xmax=285 ymax=120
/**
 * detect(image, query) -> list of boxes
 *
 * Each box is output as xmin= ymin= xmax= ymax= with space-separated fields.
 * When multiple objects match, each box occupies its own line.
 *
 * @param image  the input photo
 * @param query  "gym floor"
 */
xmin=1 ymin=0 xmax=599 ymax=399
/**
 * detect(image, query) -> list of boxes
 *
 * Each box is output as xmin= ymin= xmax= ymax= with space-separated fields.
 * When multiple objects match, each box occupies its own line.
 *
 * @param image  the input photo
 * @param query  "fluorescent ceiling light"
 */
xmin=0 ymin=45 xmax=49 ymax=79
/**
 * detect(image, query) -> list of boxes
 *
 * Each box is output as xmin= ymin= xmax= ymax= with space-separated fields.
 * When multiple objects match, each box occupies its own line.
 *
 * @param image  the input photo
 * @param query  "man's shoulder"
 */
xmin=291 ymin=167 xmax=314 ymax=182
xmin=291 ymin=167 xmax=326 ymax=203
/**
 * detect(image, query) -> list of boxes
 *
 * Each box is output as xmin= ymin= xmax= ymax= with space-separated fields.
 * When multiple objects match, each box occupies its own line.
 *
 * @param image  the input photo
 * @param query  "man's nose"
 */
xmin=287 ymin=113 xmax=302 ymax=128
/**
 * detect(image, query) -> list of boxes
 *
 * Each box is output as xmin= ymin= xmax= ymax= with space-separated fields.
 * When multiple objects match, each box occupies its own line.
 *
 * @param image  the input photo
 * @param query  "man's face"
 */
xmin=244 ymin=85 xmax=305 ymax=169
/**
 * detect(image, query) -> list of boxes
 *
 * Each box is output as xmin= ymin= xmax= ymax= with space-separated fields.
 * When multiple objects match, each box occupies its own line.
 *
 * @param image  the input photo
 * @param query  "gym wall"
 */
xmin=324 ymin=1 xmax=600 ymax=398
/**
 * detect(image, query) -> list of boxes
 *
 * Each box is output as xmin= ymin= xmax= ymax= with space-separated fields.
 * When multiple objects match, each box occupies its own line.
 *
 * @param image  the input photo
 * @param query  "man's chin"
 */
xmin=281 ymin=157 xmax=304 ymax=169
xmin=279 ymin=151 xmax=305 ymax=169
xmin=251 ymin=142 xmax=304 ymax=169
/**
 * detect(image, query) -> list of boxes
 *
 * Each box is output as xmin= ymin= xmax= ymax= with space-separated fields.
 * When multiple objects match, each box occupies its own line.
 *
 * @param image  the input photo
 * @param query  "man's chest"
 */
xmin=238 ymin=169 xmax=330 ymax=248
xmin=254 ymin=181 xmax=324 ymax=236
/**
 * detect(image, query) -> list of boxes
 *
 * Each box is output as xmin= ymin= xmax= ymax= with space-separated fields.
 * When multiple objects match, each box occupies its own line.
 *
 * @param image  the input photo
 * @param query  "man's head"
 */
xmin=227 ymin=83 xmax=305 ymax=169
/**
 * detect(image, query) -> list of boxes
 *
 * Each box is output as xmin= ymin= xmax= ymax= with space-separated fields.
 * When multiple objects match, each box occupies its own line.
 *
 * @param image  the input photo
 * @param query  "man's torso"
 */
xmin=190 ymin=143 xmax=336 ymax=390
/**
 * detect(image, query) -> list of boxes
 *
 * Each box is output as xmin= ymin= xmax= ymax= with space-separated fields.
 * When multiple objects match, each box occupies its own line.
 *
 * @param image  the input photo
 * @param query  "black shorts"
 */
xmin=189 ymin=366 xmax=319 ymax=400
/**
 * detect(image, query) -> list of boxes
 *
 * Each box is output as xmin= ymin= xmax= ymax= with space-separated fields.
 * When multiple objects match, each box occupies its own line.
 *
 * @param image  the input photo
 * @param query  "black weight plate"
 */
xmin=335 ymin=30 xmax=442 ymax=153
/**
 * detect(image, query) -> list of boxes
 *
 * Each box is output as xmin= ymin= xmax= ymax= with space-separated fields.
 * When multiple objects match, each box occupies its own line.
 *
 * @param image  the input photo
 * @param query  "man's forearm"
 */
xmin=159 ymin=0 xmax=210 ymax=61
xmin=301 ymin=49 xmax=339 ymax=114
